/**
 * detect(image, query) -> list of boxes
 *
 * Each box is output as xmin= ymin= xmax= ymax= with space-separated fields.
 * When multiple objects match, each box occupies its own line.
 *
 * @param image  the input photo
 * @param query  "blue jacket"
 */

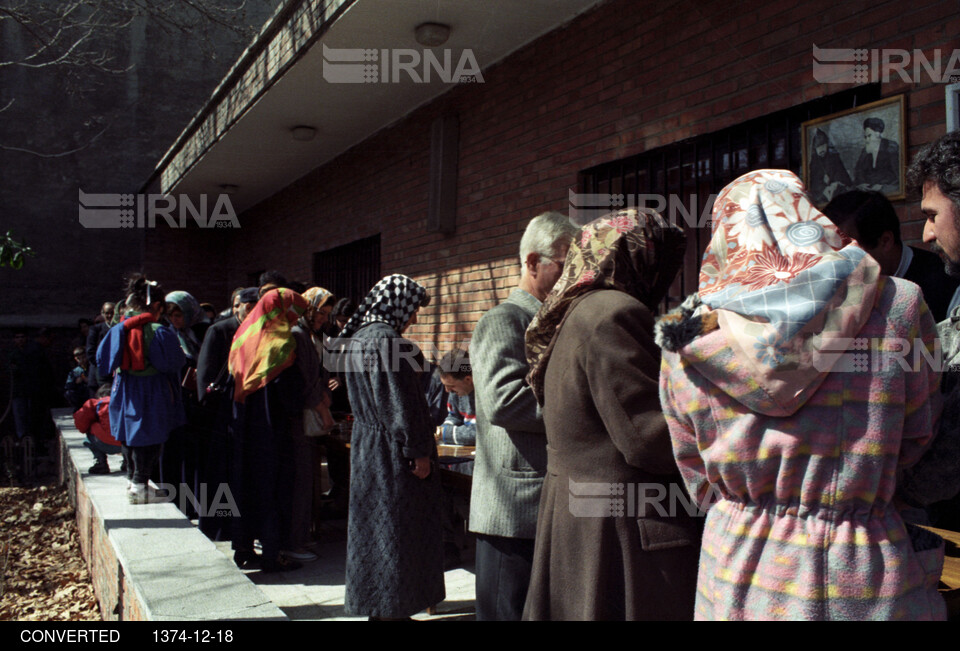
xmin=440 ymin=391 xmax=476 ymax=445
xmin=97 ymin=320 xmax=186 ymax=447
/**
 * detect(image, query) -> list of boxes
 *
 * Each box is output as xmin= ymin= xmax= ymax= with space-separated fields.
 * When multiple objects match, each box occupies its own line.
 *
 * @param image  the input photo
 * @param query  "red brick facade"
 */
xmin=66 ymin=441 xmax=147 ymax=621
xmin=145 ymin=0 xmax=960 ymax=352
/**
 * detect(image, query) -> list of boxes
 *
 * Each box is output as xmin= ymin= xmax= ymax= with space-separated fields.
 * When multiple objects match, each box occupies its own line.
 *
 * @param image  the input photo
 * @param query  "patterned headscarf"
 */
xmin=525 ymin=208 xmax=686 ymax=404
xmin=165 ymin=290 xmax=201 ymax=359
xmin=339 ymin=274 xmax=429 ymax=338
xmin=303 ymin=286 xmax=334 ymax=310
xmin=698 ymin=169 xmax=879 ymax=400
xmin=229 ymin=287 xmax=307 ymax=403
xmin=299 ymin=286 xmax=335 ymax=334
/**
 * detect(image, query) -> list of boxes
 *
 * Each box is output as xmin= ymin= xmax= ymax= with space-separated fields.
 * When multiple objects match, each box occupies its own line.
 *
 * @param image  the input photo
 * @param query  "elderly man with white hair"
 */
xmin=468 ymin=211 xmax=578 ymax=621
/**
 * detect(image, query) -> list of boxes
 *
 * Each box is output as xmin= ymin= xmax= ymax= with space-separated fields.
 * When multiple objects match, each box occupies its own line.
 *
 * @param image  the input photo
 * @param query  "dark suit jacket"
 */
xmin=85 ymin=321 xmax=112 ymax=390
xmin=903 ymin=246 xmax=960 ymax=322
xmin=854 ymin=138 xmax=899 ymax=189
xmin=196 ymin=315 xmax=240 ymax=398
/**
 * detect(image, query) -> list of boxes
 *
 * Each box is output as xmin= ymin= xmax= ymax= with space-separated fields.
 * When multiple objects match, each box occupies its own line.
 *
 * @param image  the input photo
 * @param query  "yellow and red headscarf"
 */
xmin=229 ymin=287 xmax=308 ymax=403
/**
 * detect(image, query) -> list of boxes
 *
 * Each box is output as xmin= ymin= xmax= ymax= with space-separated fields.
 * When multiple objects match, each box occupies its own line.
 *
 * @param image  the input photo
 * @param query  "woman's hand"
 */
xmin=411 ymin=456 xmax=431 ymax=479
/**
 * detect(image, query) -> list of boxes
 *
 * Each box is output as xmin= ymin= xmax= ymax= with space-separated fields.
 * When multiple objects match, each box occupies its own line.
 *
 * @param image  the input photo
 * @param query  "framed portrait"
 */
xmin=947 ymin=81 xmax=960 ymax=133
xmin=801 ymin=94 xmax=906 ymax=205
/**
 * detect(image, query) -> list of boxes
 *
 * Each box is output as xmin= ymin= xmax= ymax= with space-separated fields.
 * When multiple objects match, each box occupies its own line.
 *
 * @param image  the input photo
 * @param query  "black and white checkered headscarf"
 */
xmin=339 ymin=274 xmax=428 ymax=338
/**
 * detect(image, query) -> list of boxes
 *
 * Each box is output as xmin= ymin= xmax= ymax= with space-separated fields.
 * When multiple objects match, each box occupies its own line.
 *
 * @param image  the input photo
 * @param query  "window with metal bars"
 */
xmin=579 ymin=85 xmax=882 ymax=310
xmin=311 ymin=234 xmax=381 ymax=304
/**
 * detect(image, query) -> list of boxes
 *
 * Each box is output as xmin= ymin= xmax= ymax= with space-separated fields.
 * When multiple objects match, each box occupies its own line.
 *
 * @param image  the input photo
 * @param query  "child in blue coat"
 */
xmin=97 ymin=275 xmax=185 ymax=504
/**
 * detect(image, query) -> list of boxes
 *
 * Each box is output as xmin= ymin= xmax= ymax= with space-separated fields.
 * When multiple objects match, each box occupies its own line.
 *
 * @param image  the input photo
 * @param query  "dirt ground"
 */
xmin=0 ymin=476 xmax=100 ymax=621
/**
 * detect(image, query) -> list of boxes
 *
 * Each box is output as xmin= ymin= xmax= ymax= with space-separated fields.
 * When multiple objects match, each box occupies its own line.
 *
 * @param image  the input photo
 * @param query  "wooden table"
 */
xmin=922 ymin=525 xmax=960 ymax=619
xmin=437 ymin=444 xmax=474 ymax=497
xmin=437 ymin=443 xmax=475 ymax=458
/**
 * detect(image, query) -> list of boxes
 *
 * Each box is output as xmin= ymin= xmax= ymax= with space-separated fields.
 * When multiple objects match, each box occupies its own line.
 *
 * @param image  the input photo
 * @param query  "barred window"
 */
xmin=579 ymin=85 xmax=881 ymax=311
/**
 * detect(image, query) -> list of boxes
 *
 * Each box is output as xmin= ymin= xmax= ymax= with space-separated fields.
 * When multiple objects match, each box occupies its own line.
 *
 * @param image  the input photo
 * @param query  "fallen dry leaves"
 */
xmin=0 ymin=483 xmax=100 ymax=621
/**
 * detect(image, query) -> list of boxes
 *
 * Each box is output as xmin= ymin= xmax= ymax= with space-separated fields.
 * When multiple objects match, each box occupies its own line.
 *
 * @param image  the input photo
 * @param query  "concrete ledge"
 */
xmin=54 ymin=408 xmax=288 ymax=621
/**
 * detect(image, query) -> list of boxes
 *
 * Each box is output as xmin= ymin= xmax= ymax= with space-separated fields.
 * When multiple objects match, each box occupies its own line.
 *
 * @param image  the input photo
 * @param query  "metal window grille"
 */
xmin=579 ymin=85 xmax=881 ymax=312
xmin=312 ymin=234 xmax=381 ymax=303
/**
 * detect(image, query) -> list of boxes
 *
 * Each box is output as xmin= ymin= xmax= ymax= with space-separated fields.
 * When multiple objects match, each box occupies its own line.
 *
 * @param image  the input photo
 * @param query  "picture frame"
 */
xmin=947 ymin=81 xmax=960 ymax=133
xmin=801 ymin=94 xmax=906 ymax=205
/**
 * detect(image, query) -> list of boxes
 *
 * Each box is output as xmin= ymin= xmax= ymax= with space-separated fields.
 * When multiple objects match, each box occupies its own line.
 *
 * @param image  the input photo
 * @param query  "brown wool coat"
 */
xmin=523 ymin=290 xmax=700 ymax=621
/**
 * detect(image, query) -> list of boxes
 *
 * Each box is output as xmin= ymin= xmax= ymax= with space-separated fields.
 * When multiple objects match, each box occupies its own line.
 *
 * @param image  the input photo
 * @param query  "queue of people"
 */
xmin=80 ymin=272 xmax=354 ymax=575
xmin=61 ymin=132 xmax=960 ymax=620
xmin=469 ymin=132 xmax=960 ymax=621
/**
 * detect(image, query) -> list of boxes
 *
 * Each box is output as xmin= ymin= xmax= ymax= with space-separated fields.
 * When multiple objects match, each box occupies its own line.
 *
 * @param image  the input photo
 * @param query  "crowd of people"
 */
xmin=466 ymin=131 xmax=960 ymax=621
xmin=74 ymin=272 xmax=364 ymax=573
xmin=9 ymin=132 xmax=960 ymax=620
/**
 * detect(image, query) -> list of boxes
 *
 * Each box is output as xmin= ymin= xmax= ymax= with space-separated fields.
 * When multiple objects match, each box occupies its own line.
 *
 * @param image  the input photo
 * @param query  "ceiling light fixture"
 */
xmin=290 ymin=125 xmax=317 ymax=142
xmin=415 ymin=23 xmax=450 ymax=48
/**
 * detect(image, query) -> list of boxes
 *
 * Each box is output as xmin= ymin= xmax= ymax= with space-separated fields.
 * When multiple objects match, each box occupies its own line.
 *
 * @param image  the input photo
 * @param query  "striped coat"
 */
xmin=658 ymin=277 xmax=947 ymax=620
xmin=469 ymin=288 xmax=546 ymax=539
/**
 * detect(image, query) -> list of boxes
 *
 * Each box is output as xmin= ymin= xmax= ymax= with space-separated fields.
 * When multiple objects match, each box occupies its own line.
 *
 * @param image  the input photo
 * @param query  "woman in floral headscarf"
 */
xmin=340 ymin=274 xmax=445 ymax=620
xmin=521 ymin=208 xmax=699 ymax=621
xmin=656 ymin=170 xmax=946 ymax=620
xmin=284 ymin=286 xmax=338 ymax=562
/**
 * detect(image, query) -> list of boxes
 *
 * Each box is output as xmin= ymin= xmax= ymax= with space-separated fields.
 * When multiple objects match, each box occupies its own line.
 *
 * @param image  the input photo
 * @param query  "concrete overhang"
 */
xmin=145 ymin=0 xmax=606 ymax=214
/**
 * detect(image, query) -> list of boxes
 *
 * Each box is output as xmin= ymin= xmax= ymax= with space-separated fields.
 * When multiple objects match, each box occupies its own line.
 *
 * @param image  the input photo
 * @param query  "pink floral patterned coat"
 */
xmin=657 ymin=279 xmax=947 ymax=620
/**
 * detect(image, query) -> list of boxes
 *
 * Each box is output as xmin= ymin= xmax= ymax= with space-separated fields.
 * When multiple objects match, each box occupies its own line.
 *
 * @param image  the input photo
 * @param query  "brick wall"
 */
xmin=66 ymin=438 xmax=145 ymax=621
xmin=148 ymin=0 xmax=960 ymax=351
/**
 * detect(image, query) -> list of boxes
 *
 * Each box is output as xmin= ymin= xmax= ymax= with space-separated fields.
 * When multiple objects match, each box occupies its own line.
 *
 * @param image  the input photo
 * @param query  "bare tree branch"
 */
xmin=0 ymin=0 xmax=276 ymax=157
xmin=0 ymin=0 xmax=262 ymax=71
xmin=0 ymin=123 xmax=110 ymax=158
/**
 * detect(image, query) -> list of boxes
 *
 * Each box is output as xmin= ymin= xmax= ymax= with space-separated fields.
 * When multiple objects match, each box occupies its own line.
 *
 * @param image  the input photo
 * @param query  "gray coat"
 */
xmin=343 ymin=322 xmax=445 ymax=618
xmin=469 ymin=289 xmax=546 ymax=539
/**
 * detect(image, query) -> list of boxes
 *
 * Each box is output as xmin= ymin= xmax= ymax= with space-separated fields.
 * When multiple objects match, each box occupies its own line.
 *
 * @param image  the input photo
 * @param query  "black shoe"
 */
xmin=88 ymin=461 xmax=110 ymax=475
xmin=233 ymin=550 xmax=261 ymax=570
xmin=261 ymin=555 xmax=302 ymax=573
